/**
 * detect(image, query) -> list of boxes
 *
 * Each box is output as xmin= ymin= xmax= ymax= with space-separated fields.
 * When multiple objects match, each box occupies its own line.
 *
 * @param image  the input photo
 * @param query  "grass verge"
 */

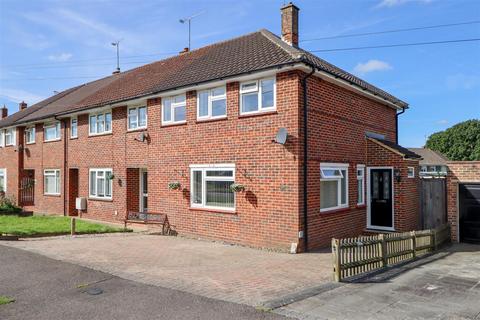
xmin=0 ymin=296 xmax=15 ymax=305
xmin=0 ymin=215 xmax=130 ymax=237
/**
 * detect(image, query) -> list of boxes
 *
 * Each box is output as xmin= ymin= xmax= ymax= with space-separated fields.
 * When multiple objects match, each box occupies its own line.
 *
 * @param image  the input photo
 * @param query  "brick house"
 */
xmin=0 ymin=3 xmax=422 ymax=251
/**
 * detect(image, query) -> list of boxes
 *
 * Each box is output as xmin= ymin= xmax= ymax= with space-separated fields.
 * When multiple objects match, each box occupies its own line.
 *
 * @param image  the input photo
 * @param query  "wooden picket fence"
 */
xmin=332 ymin=224 xmax=451 ymax=282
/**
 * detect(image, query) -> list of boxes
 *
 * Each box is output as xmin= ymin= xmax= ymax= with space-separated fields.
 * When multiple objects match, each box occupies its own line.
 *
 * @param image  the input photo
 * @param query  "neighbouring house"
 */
xmin=408 ymin=148 xmax=448 ymax=177
xmin=0 ymin=3 xmax=423 ymax=251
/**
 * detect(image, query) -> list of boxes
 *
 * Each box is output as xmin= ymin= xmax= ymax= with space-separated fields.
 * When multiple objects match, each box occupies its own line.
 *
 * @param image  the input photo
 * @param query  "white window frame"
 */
xmin=357 ymin=165 xmax=365 ymax=205
xmin=89 ymin=168 xmax=113 ymax=200
xmin=190 ymin=164 xmax=236 ymax=211
xmin=0 ymin=168 xmax=6 ymax=193
xmin=197 ymin=86 xmax=227 ymax=120
xmin=162 ymin=94 xmax=186 ymax=125
xmin=25 ymin=126 xmax=36 ymax=144
xmin=128 ymin=106 xmax=147 ymax=131
xmin=44 ymin=169 xmax=61 ymax=195
xmin=89 ymin=111 xmax=112 ymax=136
xmin=239 ymin=77 xmax=276 ymax=115
xmin=320 ymin=163 xmax=349 ymax=212
xmin=0 ymin=130 xmax=4 ymax=147
xmin=4 ymin=128 xmax=15 ymax=146
xmin=71 ymin=117 xmax=78 ymax=138
xmin=44 ymin=122 xmax=61 ymax=142
xmin=407 ymin=167 xmax=415 ymax=178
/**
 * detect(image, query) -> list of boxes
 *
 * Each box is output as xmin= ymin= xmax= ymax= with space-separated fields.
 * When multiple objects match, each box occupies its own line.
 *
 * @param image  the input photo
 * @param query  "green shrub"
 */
xmin=0 ymin=196 xmax=22 ymax=213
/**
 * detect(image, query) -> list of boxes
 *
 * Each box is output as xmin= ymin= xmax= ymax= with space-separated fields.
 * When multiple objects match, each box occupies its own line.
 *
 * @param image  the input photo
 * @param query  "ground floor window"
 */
xmin=320 ymin=163 xmax=349 ymax=212
xmin=0 ymin=169 xmax=6 ymax=193
xmin=357 ymin=165 xmax=365 ymax=205
xmin=89 ymin=168 xmax=113 ymax=199
xmin=190 ymin=164 xmax=235 ymax=210
xmin=44 ymin=169 xmax=60 ymax=195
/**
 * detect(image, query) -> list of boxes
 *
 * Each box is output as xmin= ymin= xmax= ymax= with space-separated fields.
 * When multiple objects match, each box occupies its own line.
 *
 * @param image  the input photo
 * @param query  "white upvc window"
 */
xmin=4 ymin=128 xmax=15 ymax=146
xmin=407 ymin=167 xmax=415 ymax=178
xmin=25 ymin=126 xmax=35 ymax=144
xmin=190 ymin=164 xmax=235 ymax=211
xmin=320 ymin=163 xmax=349 ymax=212
xmin=71 ymin=118 xmax=78 ymax=138
xmin=0 ymin=168 xmax=6 ymax=193
xmin=44 ymin=122 xmax=61 ymax=141
xmin=0 ymin=130 xmax=4 ymax=147
xmin=240 ymin=77 xmax=276 ymax=115
xmin=357 ymin=165 xmax=365 ymax=205
xmin=197 ymin=86 xmax=227 ymax=120
xmin=162 ymin=94 xmax=186 ymax=125
xmin=89 ymin=111 xmax=112 ymax=135
xmin=44 ymin=169 xmax=60 ymax=195
xmin=89 ymin=168 xmax=113 ymax=199
xmin=128 ymin=106 xmax=147 ymax=130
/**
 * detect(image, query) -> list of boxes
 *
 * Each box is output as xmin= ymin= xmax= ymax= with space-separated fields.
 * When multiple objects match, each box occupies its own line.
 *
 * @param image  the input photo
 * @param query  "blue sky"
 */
xmin=0 ymin=0 xmax=479 ymax=147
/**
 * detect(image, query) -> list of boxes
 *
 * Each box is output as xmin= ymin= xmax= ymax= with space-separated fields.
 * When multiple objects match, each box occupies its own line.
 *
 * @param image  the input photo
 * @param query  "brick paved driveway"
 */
xmin=2 ymin=233 xmax=332 ymax=306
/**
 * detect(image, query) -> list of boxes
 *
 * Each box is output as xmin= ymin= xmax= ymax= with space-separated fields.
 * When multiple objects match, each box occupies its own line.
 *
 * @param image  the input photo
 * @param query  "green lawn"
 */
xmin=0 ymin=296 xmax=15 ymax=305
xmin=0 ymin=215 xmax=129 ymax=236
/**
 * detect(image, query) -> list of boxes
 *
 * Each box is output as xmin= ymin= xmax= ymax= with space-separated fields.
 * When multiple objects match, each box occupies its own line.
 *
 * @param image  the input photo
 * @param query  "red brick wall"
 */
xmin=0 ymin=128 xmax=22 ymax=203
xmin=446 ymin=161 xmax=480 ymax=241
xmin=303 ymin=74 xmax=402 ymax=249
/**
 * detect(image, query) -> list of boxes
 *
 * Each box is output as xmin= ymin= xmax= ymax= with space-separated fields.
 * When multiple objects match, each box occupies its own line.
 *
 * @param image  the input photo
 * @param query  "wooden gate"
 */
xmin=420 ymin=178 xmax=446 ymax=229
xmin=20 ymin=172 xmax=35 ymax=206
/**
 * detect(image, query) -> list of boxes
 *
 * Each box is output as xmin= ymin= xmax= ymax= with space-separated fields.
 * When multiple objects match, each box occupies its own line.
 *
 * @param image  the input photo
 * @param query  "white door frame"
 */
xmin=139 ymin=169 xmax=148 ymax=213
xmin=367 ymin=166 xmax=395 ymax=231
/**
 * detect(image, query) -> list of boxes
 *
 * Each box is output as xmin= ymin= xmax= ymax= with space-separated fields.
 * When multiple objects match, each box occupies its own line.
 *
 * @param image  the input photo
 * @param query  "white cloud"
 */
xmin=0 ymin=88 xmax=45 ymax=105
xmin=353 ymin=59 xmax=393 ymax=75
xmin=48 ymin=53 xmax=73 ymax=62
xmin=376 ymin=0 xmax=433 ymax=8
xmin=437 ymin=119 xmax=449 ymax=125
xmin=445 ymin=74 xmax=480 ymax=90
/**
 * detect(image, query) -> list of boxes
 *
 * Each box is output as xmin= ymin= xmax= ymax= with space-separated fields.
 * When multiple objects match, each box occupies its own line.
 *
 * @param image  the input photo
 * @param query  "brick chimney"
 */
xmin=179 ymin=47 xmax=189 ymax=55
xmin=19 ymin=101 xmax=27 ymax=111
xmin=281 ymin=2 xmax=299 ymax=47
xmin=0 ymin=105 xmax=7 ymax=119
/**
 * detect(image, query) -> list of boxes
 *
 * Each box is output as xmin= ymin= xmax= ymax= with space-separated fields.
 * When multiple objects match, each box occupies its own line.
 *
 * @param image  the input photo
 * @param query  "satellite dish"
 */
xmin=274 ymin=128 xmax=288 ymax=145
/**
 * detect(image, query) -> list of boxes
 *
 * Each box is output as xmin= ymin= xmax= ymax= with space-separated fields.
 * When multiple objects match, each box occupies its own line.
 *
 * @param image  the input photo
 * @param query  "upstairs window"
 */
xmin=197 ymin=86 xmax=227 ymax=120
xmin=89 ymin=111 xmax=112 ymax=135
xmin=240 ymin=78 xmax=275 ymax=115
xmin=357 ymin=165 xmax=365 ymax=205
xmin=4 ymin=128 xmax=15 ymax=146
xmin=128 ymin=106 xmax=147 ymax=130
xmin=44 ymin=122 xmax=61 ymax=141
xmin=71 ymin=118 xmax=78 ymax=138
xmin=320 ymin=163 xmax=349 ymax=212
xmin=44 ymin=169 xmax=60 ymax=195
xmin=25 ymin=126 xmax=35 ymax=144
xmin=0 ymin=130 xmax=3 ymax=147
xmin=162 ymin=94 xmax=186 ymax=125
xmin=89 ymin=168 xmax=113 ymax=199
xmin=190 ymin=165 xmax=235 ymax=211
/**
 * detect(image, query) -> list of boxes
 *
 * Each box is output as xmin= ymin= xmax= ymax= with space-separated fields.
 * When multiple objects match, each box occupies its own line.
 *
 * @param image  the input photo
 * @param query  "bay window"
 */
xmin=320 ymin=163 xmax=349 ymax=212
xmin=89 ymin=111 xmax=112 ymax=135
xmin=357 ymin=165 xmax=365 ymax=205
xmin=197 ymin=86 xmax=227 ymax=119
xmin=89 ymin=168 xmax=113 ymax=199
xmin=44 ymin=122 xmax=61 ymax=141
xmin=128 ymin=106 xmax=147 ymax=130
xmin=162 ymin=94 xmax=186 ymax=125
xmin=240 ymin=77 xmax=275 ymax=114
xmin=44 ymin=169 xmax=60 ymax=195
xmin=190 ymin=164 xmax=235 ymax=211
xmin=25 ymin=126 xmax=35 ymax=144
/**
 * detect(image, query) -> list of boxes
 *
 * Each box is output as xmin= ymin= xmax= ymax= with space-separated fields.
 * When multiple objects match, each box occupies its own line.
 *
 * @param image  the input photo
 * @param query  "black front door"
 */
xmin=370 ymin=168 xmax=393 ymax=229
xmin=459 ymin=184 xmax=480 ymax=243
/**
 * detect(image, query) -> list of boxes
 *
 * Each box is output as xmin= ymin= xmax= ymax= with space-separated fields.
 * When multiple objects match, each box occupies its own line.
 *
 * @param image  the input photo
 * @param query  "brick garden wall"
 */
xmin=446 ymin=161 xmax=480 ymax=241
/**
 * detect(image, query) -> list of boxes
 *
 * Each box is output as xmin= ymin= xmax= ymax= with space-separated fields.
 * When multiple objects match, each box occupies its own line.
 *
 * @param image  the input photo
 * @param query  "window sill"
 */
xmin=356 ymin=204 xmax=366 ymax=209
xmin=161 ymin=121 xmax=187 ymax=128
xmin=44 ymin=139 xmax=61 ymax=143
xmin=195 ymin=117 xmax=227 ymax=124
xmin=189 ymin=207 xmax=237 ymax=215
xmin=88 ymin=132 xmax=112 ymax=138
xmin=44 ymin=194 xmax=61 ymax=197
xmin=127 ymin=127 xmax=148 ymax=133
xmin=70 ymin=136 xmax=78 ymax=140
xmin=319 ymin=206 xmax=350 ymax=215
xmin=25 ymin=142 xmax=36 ymax=145
xmin=238 ymin=110 xmax=277 ymax=119
xmin=88 ymin=197 xmax=113 ymax=202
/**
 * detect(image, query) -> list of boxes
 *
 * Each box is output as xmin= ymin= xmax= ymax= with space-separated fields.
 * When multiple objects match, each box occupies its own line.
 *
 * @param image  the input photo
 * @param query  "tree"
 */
xmin=425 ymin=119 xmax=480 ymax=161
